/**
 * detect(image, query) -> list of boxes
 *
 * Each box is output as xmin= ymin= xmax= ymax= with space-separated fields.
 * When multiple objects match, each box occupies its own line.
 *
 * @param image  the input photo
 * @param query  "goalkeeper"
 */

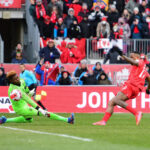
xmin=0 ymin=71 xmax=74 ymax=124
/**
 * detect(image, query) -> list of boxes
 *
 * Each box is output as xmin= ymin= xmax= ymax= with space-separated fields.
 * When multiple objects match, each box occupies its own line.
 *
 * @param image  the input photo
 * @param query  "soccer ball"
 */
xmin=10 ymin=89 xmax=22 ymax=101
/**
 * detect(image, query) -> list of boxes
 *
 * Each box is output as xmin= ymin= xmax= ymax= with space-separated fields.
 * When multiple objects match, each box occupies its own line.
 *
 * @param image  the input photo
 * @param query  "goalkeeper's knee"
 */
xmin=25 ymin=118 xmax=33 ymax=123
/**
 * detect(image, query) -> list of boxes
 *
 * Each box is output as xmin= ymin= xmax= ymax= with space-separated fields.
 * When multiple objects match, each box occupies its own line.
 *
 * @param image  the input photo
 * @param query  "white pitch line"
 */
xmin=0 ymin=126 xmax=93 ymax=142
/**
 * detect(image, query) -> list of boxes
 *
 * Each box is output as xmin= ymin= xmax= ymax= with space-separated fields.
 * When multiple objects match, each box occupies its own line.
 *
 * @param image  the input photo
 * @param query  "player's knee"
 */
xmin=108 ymin=99 xmax=116 ymax=106
xmin=25 ymin=118 xmax=33 ymax=123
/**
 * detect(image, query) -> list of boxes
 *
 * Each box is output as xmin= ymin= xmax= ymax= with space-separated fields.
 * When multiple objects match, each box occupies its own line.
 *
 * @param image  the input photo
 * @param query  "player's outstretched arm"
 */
xmin=22 ymin=91 xmax=38 ymax=108
xmin=114 ymin=47 xmax=139 ymax=66
xmin=121 ymin=55 xmax=139 ymax=66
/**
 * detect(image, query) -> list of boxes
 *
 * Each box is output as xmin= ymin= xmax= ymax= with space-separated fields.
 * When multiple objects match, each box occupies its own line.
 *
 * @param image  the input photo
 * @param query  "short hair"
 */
xmin=6 ymin=71 xmax=17 ymax=82
xmin=96 ymin=62 xmax=101 ymax=66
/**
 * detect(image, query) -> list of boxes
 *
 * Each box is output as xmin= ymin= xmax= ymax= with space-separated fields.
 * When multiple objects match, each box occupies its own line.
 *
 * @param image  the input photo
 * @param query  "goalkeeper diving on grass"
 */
xmin=0 ymin=71 xmax=74 ymax=124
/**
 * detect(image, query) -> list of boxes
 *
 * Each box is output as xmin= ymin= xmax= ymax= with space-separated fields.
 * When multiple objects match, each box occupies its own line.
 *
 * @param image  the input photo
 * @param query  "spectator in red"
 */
xmin=35 ymin=0 xmax=47 ymax=37
xmin=69 ymin=0 xmax=82 ymax=18
xmin=68 ymin=20 xmax=82 ymax=39
xmin=129 ymin=7 xmax=142 ymax=25
xmin=131 ymin=16 xmax=142 ymax=39
xmin=88 ymin=5 xmax=104 ymax=37
xmin=54 ymin=17 xmax=67 ymax=39
xmin=118 ymin=17 xmax=131 ymax=39
xmin=79 ymin=14 xmax=91 ymax=38
xmin=78 ymin=3 xmax=90 ymax=23
xmin=35 ymin=59 xmax=58 ymax=85
xmin=58 ymin=71 xmax=72 ymax=85
xmin=96 ymin=16 xmax=110 ymax=38
xmin=64 ymin=8 xmax=77 ymax=29
xmin=122 ymin=9 xmax=131 ymax=23
xmin=107 ymin=4 xmax=120 ymax=29
xmin=39 ymin=39 xmax=60 ymax=63
xmin=110 ymin=23 xmax=121 ymax=39
xmin=60 ymin=42 xmax=82 ymax=63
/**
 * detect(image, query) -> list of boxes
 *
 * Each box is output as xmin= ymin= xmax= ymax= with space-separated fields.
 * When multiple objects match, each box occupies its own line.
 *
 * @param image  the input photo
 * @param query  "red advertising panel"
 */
xmin=1 ymin=64 xmax=132 ymax=85
xmin=0 ymin=86 xmax=150 ymax=113
xmin=0 ymin=0 xmax=21 ymax=8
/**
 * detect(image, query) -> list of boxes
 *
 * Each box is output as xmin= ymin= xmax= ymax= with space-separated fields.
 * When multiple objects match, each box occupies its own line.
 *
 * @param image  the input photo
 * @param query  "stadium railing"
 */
xmin=86 ymin=38 xmax=150 ymax=60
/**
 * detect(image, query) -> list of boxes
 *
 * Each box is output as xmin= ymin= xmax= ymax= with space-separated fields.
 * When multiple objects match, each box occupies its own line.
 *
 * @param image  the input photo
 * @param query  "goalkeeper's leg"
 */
xmin=0 ymin=116 xmax=33 ymax=124
xmin=0 ymin=107 xmax=74 ymax=124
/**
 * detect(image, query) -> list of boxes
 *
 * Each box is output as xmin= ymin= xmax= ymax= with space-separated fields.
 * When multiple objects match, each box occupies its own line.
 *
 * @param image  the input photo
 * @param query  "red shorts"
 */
xmin=120 ymin=83 xmax=140 ymax=99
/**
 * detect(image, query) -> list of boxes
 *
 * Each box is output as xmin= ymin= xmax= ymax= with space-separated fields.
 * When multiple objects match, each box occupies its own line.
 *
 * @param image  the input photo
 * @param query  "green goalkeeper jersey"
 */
xmin=8 ymin=79 xmax=37 ymax=113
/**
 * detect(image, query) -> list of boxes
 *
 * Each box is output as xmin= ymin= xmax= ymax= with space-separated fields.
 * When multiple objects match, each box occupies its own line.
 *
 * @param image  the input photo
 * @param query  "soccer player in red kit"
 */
xmin=93 ymin=50 xmax=150 ymax=126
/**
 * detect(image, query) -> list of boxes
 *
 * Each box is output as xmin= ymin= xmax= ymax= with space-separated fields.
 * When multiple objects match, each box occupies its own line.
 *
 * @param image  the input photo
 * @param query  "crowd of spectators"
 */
xmin=2 ymin=0 xmax=150 ymax=86
xmin=29 ymin=0 xmax=150 ymax=40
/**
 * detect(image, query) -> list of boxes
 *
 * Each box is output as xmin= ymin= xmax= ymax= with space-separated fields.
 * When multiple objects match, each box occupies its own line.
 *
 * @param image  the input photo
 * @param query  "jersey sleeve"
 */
xmin=20 ymin=78 xmax=30 ymax=94
xmin=21 ymin=91 xmax=38 ymax=108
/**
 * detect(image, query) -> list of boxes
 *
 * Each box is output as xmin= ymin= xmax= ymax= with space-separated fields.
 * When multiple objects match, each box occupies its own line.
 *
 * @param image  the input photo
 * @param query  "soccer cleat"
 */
xmin=135 ymin=111 xmax=143 ymax=125
xmin=68 ymin=113 xmax=74 ymax=124
xmin=0 ymin=116 xmax=7 ymax=124
xmin=93 ymin=120 xmax=106 ymax=126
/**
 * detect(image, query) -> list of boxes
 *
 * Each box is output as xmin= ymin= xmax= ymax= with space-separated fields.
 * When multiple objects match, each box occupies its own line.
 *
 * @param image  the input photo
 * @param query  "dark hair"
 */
xmin=6 ymin=71 xmax=17 ymax=82
xmin=96 ymin=62 xmax=101 ymax=66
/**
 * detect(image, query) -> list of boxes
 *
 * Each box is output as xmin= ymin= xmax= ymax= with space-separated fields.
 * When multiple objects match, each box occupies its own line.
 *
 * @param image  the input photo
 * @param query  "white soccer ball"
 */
xmin=10 ymin=89 xmax=22 ymax=101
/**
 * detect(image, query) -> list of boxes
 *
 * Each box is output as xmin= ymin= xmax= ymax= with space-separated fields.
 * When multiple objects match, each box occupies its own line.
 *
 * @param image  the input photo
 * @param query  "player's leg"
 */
xmin=0 ymin=106 xmax=74 ymax=124
xmin=93 ymin=92 xmax=128 ymax=125
xmin=93 ymin=87 xmax=141 ymax=125
xmin=5 ymin=116 xmax=33 ymax=123
xmin=0 ymin=116 xmax=33 ymax=124
xmin=108 ymin=91 xmax=142 ymax=125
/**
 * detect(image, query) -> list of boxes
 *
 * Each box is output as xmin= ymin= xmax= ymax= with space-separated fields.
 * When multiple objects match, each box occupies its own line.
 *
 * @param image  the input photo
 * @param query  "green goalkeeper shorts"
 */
xmin=16 ymin=105 xmax=39 ymax=118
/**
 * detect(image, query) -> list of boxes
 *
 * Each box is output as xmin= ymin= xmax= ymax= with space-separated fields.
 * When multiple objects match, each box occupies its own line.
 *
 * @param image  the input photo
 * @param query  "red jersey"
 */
xmin=125 ymin=59 xmax=149 ymax=90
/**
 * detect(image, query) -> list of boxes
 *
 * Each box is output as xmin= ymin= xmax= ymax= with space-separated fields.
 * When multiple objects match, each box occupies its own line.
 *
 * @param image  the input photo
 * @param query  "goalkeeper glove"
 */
xmin=28 ymin=88 xmax=35 ymax=97
xmin=36 ymin=106 xmax=50 ymax=117
xmin=146 ymin=89 xmax=150 ymax=94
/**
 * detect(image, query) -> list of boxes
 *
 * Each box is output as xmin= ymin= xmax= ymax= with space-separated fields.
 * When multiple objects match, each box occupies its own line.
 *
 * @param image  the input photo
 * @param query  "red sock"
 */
xmin=126 ymin=105 xmax=137 ymax=115
xmin=102 ymin=112 xmax=112 ymax=122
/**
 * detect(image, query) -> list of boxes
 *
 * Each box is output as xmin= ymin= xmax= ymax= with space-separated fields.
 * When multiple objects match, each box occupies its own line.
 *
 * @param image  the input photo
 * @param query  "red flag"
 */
xmin=47 ymin=64 xmax=59 ymax=81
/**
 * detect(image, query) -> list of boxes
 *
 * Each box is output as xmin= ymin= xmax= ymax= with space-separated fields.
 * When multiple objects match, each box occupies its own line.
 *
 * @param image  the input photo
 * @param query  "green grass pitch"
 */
xmin=0 ymin=113 xmax=150 ymax=150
